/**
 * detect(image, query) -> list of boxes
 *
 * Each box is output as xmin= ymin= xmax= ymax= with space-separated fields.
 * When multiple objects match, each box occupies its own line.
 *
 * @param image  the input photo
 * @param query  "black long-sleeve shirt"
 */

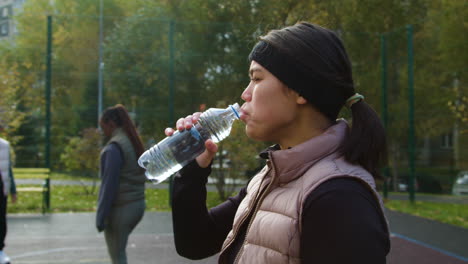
xmin=172 ymin=161 xmax=390 ymax=263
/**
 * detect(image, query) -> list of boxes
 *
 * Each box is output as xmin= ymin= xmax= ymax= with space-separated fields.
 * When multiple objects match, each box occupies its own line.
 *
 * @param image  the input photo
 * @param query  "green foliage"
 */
xmin=104 ymin=4 xmax=173 ymax=137
xmin=103 ymin=0 xmax=299 ymax=138
xmin=2 ymin=0 xmax=466 ymax=195
xmin=5 ymin=0 xmax=130 ymax=168
xmin=60 ymin=128 xmax=101 ymax=176
xmin=0 ymin=50 xmax=27 ymax=145
xmin=145 ymin=188 xmax=171 ymax=211
xmin=205 ymin=190 xmax=226 ymax=209
xmin=448 ymin=95 xmax=468 ymax=125
xmin=213 ymin=118 xmax=268 ymax=199
xmin=386 ymin=200 xmax=468 ymax=229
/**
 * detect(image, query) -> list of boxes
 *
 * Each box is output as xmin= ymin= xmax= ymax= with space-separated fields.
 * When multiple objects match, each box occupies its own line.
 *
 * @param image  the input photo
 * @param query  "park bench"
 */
xmin=13 ymin=168 xmax=51 ymax=214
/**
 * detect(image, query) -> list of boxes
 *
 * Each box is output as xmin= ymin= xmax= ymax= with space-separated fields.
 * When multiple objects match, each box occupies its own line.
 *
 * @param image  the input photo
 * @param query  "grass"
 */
xmin=49 ymin=172 xmax=98 ymax=182
xmin=9 ymin=185 xmax=224 ymax=214
xmin=13 ymin=168 xmax=96 ymax=182
xmin=9 ymin=185 xmax=96 ymax=214
xmin=385 ymin=200 xmax=468 ymax=229
xmin=11 ymin=169 xmax=468 ymax=229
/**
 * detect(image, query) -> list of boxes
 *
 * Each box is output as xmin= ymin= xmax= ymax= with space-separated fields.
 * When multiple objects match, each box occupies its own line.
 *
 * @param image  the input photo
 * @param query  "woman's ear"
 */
xmin=108 ymin=120 xmax=117 ymax=129
xmin=288 ymin=88 xmax=307 ymax=105
xmin=296 ymin=95 xmax=307 ymax=105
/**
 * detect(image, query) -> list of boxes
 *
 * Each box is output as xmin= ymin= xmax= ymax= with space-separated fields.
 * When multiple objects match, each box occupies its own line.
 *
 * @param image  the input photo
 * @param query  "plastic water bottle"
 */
xmin=138 ymin=103 xmax=241 ymax=184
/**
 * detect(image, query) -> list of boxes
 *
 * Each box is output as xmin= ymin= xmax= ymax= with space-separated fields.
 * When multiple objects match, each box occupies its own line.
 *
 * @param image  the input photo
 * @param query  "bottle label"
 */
xmin=166 ymin=126 xmax=207 ymax=164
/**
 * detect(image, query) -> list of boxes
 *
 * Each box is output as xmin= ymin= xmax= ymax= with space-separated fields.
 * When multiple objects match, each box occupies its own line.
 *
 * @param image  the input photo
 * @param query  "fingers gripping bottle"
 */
xmin=138 ymin=103 xmax=241 ymax=184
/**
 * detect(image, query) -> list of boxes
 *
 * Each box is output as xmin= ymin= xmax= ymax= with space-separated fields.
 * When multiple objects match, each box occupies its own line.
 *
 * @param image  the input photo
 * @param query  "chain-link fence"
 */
xmin=2 ymin=5 xmax=466 ymax=197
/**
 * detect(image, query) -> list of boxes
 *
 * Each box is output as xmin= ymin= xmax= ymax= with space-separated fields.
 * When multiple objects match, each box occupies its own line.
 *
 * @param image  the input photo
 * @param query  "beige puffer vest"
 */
xmin=106 ymin=128 xmax=147 ymax=205
xmin=219 ymin=120 xmax=388 ymax=264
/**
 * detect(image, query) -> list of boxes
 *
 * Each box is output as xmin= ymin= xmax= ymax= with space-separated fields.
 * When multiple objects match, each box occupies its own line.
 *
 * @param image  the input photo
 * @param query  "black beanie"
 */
xmin=248 ymin=38 xmax=353 ymax=121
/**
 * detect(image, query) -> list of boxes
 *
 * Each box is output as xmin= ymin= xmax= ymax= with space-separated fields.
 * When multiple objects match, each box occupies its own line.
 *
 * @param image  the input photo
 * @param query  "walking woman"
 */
xmin=96 ymin=104 xmax=147 ymax=264
xmin=168 ymin=22 xmax=390 ymax=263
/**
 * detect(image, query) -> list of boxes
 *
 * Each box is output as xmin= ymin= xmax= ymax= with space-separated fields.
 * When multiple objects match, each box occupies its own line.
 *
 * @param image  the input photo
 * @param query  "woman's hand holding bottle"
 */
xmin=139 ymin=103 xmax=239 ymax=184
xmin=164 ymin=112 xmax=218 ymax=168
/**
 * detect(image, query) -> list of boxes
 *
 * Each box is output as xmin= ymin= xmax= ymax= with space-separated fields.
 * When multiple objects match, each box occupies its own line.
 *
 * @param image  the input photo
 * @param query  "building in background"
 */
xmin=0 ymin=0 xmax=25 ymax=39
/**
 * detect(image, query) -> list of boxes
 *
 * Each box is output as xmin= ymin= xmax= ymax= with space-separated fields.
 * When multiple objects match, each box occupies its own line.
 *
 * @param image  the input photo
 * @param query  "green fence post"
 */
xmin=43 ymin=177 xmax=50 ymax=214
xmin=97 ymin=0 xmax=104 ymax=127
xmin=44 ymin=15 xmax=53 ymax=212
xmin=407 ymin=25 xmax=416 ymax=203
xmin=168 ymin=20 xmax=175 ymax=207
xmin=380 ymin=33 xmax=389 ymax=199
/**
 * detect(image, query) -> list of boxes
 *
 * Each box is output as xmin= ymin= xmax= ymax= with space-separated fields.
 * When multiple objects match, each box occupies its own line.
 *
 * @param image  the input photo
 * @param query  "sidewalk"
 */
xmin=386 ymin=209 xmax=468 ymax=264
xmin=6 ymin=212 xmax=217 ymax=264
xmin=5 ymin=209 xmax=468 ymax=264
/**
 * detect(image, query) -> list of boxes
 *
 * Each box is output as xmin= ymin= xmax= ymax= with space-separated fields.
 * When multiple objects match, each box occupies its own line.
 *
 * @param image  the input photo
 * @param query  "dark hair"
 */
xmin=258 ymin=22 xmax=387 ymax=178
xmin=100 ymin=104 xmax=145 ymax=157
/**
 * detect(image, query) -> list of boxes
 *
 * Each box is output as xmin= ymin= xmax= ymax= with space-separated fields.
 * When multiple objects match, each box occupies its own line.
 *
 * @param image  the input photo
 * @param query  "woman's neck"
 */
xmin=278 ymin=106 xmax=332 ymax=149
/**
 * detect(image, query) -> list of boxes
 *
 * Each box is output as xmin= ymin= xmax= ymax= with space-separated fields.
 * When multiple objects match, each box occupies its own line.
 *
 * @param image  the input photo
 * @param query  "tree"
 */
xmin=60 ymin=128 xmax=101 ymax=194
xmin=211 ymin=101 xmax=268 ymax=200
xmin=9 ymin=0 xmax=127 ymax=168
xmin=0 ymin=52 xmax=26 ymax=144
xmin=0 ymin=43 xmax=44 ymax=167
xmin=103 ymin=0 xmax=302 ymax=198
xmin=60 ymin=128 xmax=101 ymax=175
xmin=6 ymin=0 xmax=463 ymax=186
xmin=433 ymin=0 xmax=467 ymax=127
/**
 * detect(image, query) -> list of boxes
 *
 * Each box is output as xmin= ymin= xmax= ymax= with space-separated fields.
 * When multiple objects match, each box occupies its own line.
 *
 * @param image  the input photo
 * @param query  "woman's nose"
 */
xmin=241 ymin=85 xmax=252 ymax=102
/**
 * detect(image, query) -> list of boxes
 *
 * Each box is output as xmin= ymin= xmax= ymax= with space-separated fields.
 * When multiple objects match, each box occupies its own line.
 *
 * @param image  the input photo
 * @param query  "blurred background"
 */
xmin=0 ymin=0 xmax=466 ymax=216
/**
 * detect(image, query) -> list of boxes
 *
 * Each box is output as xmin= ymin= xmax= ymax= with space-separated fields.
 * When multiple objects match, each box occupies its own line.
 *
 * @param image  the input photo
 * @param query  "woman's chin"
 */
xmin=245 ymin=126 xmax=255 ymax=139
xmin=245 ymin=126 xmax=266 ymax=142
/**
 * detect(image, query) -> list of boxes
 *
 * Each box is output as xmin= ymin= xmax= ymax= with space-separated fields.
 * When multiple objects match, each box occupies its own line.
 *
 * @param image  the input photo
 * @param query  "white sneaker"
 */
xmin=0 ymin=251 xmax=10 ymax=264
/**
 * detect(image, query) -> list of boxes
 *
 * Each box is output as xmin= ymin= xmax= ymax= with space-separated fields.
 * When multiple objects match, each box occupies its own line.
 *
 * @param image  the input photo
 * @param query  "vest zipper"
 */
xmin=233 ymin=157 xmax=277 ymax=264
xmin=219 ymin=167 xmax=271 ymax=263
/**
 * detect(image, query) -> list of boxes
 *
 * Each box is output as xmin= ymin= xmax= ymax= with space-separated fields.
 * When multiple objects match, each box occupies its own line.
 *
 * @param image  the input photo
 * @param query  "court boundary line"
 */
xmin=391 ymin=232 xmax=468 ymax=262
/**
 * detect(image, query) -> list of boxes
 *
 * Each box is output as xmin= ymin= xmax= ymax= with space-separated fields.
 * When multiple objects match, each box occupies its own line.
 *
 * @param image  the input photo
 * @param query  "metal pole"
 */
xmin=380 ymin=33 xmax=389 ymax=199
xmin=407 ymin=25 xmax=416 ymax=203
xmin=168 ymin=20 xmax=175 ymax=206
xmin=97 ymin=0 xmax=104 ymax=126
xmin=453 ymin=77 xmax=460 ymax=170
xmin=45 ymin=15 xmax=53 ymax=212
xmin=169 ymin=20 xmax=175 ymax=126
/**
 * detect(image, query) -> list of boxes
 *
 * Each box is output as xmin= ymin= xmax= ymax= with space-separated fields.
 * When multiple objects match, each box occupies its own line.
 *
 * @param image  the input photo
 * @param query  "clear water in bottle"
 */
xmin=138 ymin=103 xmax=240 ymax=184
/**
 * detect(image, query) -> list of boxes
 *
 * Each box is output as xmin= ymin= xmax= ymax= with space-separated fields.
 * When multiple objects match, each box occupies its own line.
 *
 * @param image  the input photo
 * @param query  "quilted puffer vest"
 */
xmin=219 ymin=120 xmax=389 ymax=264
xmin=106 ymin=128 xmax=147 ymax=205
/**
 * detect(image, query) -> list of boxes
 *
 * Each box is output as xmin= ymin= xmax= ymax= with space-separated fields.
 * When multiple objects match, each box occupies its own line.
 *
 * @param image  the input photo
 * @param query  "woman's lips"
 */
xmin=240 ymin=113 xmax=248 ymax=122
xmin=239 ymin=108 xmax=249 ymax=122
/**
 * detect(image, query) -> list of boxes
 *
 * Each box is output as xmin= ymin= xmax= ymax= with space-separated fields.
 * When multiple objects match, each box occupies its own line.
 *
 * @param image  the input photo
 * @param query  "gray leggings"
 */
xmin=104 ymin=199 xmax=145 ymax=264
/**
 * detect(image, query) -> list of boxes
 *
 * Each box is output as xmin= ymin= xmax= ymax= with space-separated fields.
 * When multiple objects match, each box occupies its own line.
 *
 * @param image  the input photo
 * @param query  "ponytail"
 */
xmin=254 ymin=22 xmax=388 ymax=179
xmin=101 ymin=104 xmax=145 ymax=157
xmin=341 ymin=101 xmax=388 ymax=178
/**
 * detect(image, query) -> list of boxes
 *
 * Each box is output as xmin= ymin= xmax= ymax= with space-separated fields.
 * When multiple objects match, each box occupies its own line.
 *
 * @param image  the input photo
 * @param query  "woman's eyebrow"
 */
xmin=249 ymin=67 xmax=263 ymax=76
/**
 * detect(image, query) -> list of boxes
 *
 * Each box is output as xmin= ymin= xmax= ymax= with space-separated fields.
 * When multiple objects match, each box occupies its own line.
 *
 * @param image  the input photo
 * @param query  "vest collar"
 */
xmin=104 ymin=127 xmax=126 ymax=147
xmin=111 ymin=127 xmax=125 ymax=138
xmin=110 ymin=127 xmax=125 ymax=140
xmin=260 ymin=119 xmax=348 ymax=184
